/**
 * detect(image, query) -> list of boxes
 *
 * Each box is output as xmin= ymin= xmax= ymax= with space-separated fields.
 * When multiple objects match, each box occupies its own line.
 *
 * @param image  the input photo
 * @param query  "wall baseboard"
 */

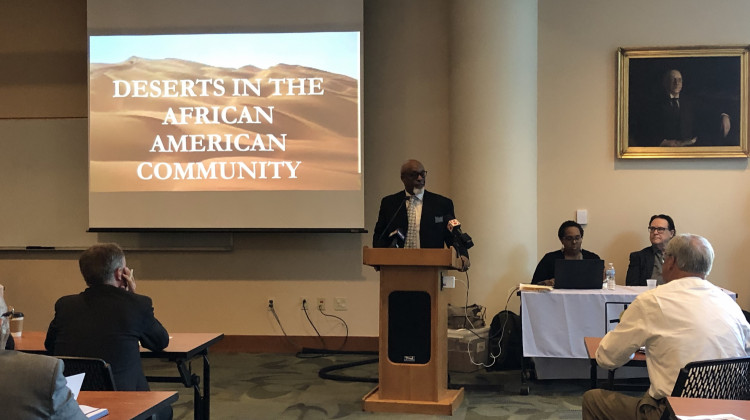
xmin=212 ymin=335 xmax=379 ymax=353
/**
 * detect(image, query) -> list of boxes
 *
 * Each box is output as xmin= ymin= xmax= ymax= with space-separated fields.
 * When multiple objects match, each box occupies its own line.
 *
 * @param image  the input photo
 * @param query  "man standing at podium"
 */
xmin=373 ymin=159 xmax=470 ymax=271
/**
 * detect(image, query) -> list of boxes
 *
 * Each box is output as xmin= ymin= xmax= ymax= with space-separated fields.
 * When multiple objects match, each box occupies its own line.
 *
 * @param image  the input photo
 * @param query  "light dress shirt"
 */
xmin=404 ymin=189 xmax=424 ymax=248
xmin=596 ymin=277 xmax=750 ymax=399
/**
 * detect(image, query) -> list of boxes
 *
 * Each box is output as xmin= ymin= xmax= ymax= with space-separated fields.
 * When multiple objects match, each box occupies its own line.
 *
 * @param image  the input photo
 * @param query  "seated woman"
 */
xmin=532 ymin=220 xmax=600 ymax=286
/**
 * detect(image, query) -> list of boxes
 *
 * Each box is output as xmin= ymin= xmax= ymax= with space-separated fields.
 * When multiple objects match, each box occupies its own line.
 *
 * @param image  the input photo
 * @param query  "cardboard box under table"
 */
xmin=448 ymin=327 xmax=489 ymax=373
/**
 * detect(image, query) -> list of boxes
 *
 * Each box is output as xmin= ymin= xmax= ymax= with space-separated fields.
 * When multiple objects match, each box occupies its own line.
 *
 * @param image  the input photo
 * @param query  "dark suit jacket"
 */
xmin=372 ymin=190 xmax=467 ymax=256
xmin=0 ymin=350 xmax=86 ymax=420
xmin=626 ymin=246 xmax=655 ymax=286
xmin=45 ymin=284 xmax=169 ymax=391
xmin=635 ymin=94 xmax=696 ymax=147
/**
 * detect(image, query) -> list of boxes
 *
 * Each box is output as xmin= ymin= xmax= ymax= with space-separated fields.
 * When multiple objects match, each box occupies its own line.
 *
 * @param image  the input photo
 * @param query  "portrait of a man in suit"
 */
xmin=624 ymin=53 xmax=742 ymax=150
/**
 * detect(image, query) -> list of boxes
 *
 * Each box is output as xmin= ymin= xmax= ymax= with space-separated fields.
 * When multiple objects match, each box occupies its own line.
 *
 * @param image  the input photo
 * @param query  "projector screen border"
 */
xmin=87 ymin=227 xmax=368 ymax=234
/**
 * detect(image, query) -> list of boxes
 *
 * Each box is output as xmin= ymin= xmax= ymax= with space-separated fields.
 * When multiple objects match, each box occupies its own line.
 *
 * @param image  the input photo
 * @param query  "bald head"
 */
xmin=400 ymin=159 xmax=426 ymax=194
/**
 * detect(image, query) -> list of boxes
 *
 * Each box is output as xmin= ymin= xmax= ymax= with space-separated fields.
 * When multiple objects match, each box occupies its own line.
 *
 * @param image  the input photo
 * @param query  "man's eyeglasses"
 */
xmin=0 ymin=307 xmax=14 ymax=318
xmin=403 ymin=170 xmax=427 ymax=179
xmin=562 ymin=235 xmax=582 ymax=242
xmin=648 ymin=226 xmax=668 ymax=233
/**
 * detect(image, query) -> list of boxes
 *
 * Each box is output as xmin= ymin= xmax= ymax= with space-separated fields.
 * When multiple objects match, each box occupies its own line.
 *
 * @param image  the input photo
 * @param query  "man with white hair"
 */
xmin=582 ymin=234 xmax=750 ymax=419
xmin=0 ymin=285 xmax=86 ymax=419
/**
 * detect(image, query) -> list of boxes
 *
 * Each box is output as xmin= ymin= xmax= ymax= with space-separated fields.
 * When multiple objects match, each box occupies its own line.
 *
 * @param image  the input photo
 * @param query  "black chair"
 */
xmin=671 ymin=356 xmax=750 ymax=399
xmin=57 ymin=356 xmax=117 ymax=391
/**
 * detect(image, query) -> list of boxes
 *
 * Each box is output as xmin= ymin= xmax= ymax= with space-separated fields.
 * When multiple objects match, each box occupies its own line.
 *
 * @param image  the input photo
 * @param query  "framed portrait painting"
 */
xmin=617 ymin=46 xmax=750 ymax=158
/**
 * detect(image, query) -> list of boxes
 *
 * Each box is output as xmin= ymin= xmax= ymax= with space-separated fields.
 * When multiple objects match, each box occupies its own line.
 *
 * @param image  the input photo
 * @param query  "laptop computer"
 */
xmin=554 ymin=259 xmax=604 ymax=289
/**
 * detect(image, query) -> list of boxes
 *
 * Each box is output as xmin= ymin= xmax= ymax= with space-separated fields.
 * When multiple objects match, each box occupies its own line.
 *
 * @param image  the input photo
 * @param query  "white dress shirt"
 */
xmin=596 ymin=277 xmax=750 ymax=399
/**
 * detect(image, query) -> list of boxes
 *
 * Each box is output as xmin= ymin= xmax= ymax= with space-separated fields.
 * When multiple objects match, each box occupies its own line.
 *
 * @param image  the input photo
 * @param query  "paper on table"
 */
xmin=65 ymin=373 xmax=109 ymax=419
xmin=65 ymin=372 xmax=85 ymax=400
xmin=677 ymin=415 xmax=745 ymax=420
xmin=519 ymin=283 xmax=553 ymax=292
xmin=79 ymin=405 xmax=109 ymax=419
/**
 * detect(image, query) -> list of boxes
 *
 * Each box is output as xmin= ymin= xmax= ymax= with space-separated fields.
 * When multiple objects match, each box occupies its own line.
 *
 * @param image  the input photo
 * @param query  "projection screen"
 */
xmin=87 ymin=0 xmax=363 ymax=231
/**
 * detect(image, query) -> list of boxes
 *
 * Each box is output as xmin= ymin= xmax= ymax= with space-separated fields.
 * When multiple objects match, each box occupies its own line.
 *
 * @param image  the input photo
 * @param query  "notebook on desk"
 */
xmin=554 ymin=259 xmax=604 ymax=289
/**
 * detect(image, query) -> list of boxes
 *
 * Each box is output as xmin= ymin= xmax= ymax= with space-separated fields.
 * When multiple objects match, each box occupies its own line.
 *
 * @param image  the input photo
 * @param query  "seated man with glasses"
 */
xmin=372 ymin=159 xmax=470 ymax=271
xmin=625 ymin=214 xmax=676 ymax=286
xmin=531 ymin=220 xmax=601 ymax=286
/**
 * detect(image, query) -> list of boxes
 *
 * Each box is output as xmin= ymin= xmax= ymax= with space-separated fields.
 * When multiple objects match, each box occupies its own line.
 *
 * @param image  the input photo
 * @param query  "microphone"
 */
xmin=375 ymin=195 xmax=409 ymax=247
xmin=447 ymin=218 xmax=474 ymax=250
xmin=387 ymin=228 xmax=405 ymax=248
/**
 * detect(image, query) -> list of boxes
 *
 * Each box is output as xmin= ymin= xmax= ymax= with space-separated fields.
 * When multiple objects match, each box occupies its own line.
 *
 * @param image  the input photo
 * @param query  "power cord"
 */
xmin=298 ymin=299 xmax=352 ymax=357
xmin=318 ymin=306 xmax=350 ymax=352
xmin=267 ymin=299 xmax=306 ymax=350
xmin=302 ymin=299 xmax=327 ymax=349
xmin=459 ymin=284 xmax=519 ymax=369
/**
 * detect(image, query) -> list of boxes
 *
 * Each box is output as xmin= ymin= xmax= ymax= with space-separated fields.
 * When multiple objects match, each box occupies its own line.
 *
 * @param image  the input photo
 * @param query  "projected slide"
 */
xmin=89 ymin=32 xmax=360 ymax=193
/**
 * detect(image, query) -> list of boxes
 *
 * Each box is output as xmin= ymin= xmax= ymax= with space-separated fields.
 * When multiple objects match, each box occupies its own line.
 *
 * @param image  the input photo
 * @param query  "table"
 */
xmin=584 ymin=336 xmax=646 ymax=390
xmin=520 ymin=286 xmax=736 ymax=379
xmin=79 ymin=390 xmax=178 ymax=420
xmin=15 ymin=332 xmax=224 ymax=420
xmin=666 ymin=397 xmax=750 ymax=418
xmin=521 ymin=286 xmax=646 ymax=379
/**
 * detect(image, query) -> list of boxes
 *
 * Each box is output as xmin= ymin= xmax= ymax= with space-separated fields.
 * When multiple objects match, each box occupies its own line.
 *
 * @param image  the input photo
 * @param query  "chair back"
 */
xmin=671 ymin=356 xmax=750 ymax=399
xmin=58 ymin=356 xmax=117 ymax=391
xmin=604 ymin=301 xmax=630 ymax=334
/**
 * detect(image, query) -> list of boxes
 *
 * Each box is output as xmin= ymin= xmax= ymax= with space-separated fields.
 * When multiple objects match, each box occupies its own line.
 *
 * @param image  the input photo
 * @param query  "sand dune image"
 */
xmin=90 ymin=57 xmax=360 ymax=192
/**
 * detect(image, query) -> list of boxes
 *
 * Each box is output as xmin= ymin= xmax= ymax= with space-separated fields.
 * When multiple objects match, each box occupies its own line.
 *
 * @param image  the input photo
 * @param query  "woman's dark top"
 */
xmin=531 ymin=249 xmax=601 ymax=284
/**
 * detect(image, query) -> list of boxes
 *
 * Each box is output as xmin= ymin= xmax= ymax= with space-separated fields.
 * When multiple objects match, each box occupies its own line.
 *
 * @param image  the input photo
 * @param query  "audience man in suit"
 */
xmin=0 ymin=285 xmax=87 ymax=420
xmin=582 ymin=234 xmax=750 ymax=420
xmin=625 ymin=214 xmax=675 ymax=286
xmin=373 ymin=159 xmax=470 ymax=271
xmin=45 ymin=243 xmax=170 ymax=392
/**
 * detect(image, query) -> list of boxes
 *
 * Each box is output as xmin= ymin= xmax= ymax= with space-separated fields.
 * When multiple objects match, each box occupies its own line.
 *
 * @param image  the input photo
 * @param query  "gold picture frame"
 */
xmin=617 ymin=46 xmax=749 ymax=159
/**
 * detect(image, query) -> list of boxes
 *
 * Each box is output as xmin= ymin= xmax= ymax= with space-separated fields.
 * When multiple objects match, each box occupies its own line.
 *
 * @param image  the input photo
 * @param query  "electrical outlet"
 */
xmin=267 ymin=298 xmax=275 ymax=309
xmin=300 ymin=297 xmax=309 ymax=310
xmin=334 ymin=297 xmax=347 ymax=311
xmin=316 ymin=297 xmax=326 ymax=311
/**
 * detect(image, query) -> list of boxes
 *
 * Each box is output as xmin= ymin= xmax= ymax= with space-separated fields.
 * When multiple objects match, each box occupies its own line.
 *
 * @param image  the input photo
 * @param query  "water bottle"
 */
xmin=605 ymin=263 xmax=616 ymax=290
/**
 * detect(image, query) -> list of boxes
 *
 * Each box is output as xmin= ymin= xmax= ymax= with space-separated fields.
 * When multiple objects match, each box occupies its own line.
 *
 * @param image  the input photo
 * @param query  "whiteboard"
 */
xmin=0 ymin=118 xmax=232 ymax=250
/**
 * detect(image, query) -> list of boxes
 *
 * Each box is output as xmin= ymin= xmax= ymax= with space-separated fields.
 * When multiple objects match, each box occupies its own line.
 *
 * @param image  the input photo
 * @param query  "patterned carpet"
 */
xmin=143 ymin=353 xmax=590 ymax=419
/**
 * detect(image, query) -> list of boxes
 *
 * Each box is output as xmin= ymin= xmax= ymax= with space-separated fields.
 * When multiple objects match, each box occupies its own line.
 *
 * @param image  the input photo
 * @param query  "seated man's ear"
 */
xmin=113 ymin=267 xmax=125 ymax=286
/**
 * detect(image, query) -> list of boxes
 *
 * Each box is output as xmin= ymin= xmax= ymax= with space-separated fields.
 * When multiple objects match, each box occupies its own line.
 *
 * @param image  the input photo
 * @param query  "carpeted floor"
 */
xmin=143 ymin=353 xmax=592 ymax=419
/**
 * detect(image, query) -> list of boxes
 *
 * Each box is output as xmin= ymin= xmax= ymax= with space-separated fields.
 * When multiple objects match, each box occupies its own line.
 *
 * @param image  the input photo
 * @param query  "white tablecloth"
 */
xmin=520 ymin=285 xmax=736 ymax=379
xmin=521 ymin=286 xmax=646 ymax=358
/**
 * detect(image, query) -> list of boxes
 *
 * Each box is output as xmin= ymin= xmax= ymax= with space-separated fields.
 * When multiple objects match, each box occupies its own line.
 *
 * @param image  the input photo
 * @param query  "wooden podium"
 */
xmin=361 ymin=246 xmax=465 ymax=415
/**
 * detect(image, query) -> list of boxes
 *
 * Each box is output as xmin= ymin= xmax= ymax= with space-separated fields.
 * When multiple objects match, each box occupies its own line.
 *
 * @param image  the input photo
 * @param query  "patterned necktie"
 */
xmin=405 ymin=195 xmax=418 ymax=249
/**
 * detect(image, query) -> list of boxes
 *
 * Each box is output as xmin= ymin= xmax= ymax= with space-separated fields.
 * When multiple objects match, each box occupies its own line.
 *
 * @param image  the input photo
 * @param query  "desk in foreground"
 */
xmin=666 ymin=397 xmax=750 ymax=418
xmin=584 ymin=336 xmax=646 ymax=390
xmin=79 ymin=390 xmax=177 ymax=420
xmin=14 ymin=332 xmax=224 ymax=420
